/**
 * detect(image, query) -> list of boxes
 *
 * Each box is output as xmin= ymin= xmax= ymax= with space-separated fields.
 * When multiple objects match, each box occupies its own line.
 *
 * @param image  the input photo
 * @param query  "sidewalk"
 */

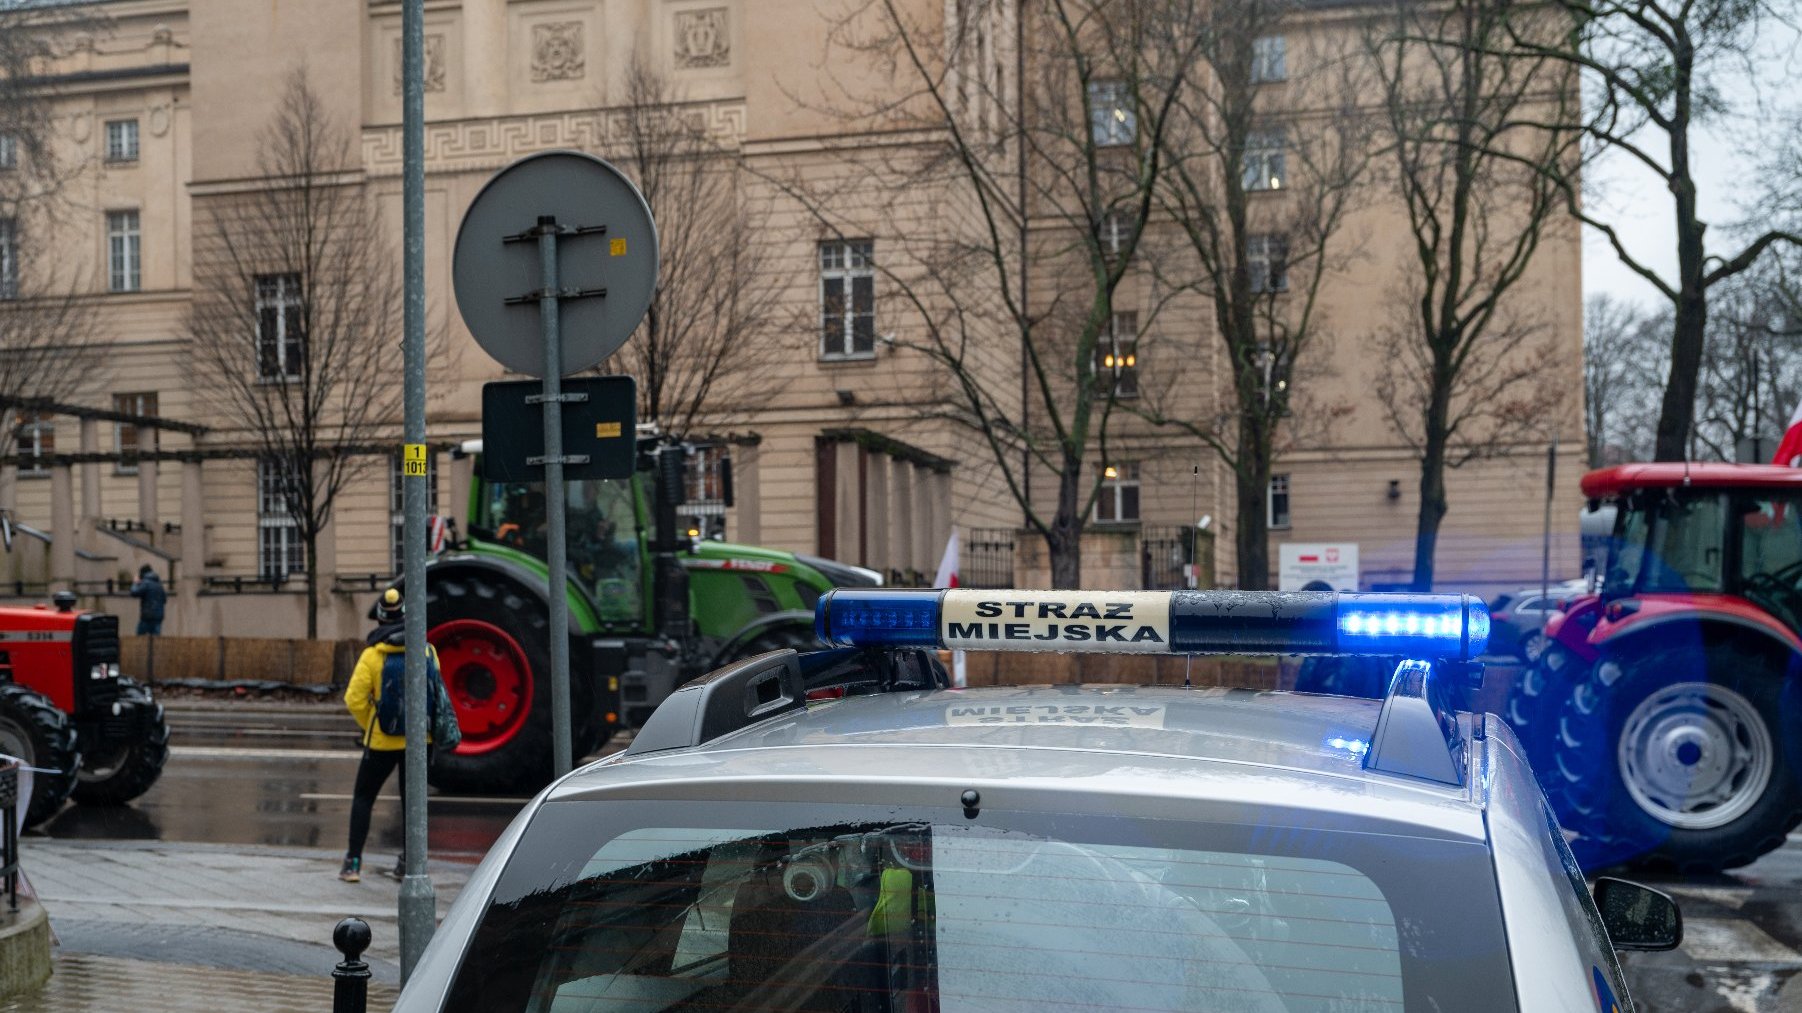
xmin=5 ymin=837 xmax=472 ymax=1008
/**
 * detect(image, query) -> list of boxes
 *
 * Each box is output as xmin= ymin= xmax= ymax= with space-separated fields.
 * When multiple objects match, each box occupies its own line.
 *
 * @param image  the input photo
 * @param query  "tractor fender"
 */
xmin=710 ymin=610 xmax=818 ymax=669
xmin=1543 ymin=595 xmax=1605 ymax=663
xmin=1590 ymin=594 xmax=1802 ymax=657
xmin=390 ymin=552 xmax=603 ymax=631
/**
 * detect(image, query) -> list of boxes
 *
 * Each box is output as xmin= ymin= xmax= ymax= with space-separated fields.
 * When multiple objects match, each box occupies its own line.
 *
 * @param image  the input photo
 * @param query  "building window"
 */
xmin=686 ymin=444 xmax=730 ymax=505
xmin=113 ymin=392 xmax=159 ymax=475
xmin=256 ymin=273 xmax=305 ymax=381
xmin=819 ymin=240 xmax=875 ymax=359
xmin=0 ymin=133 xmax=16 ymax=170
xmin=1241 ymin=128 xmax=1286 ymax=192
xmin=104 ymin=119 xmax=139 ymax=163
xmin=107 ymin=210 xmax=140 ymax=292
xmin=1095 ymin=312 xmax=1139 ymax=398
xmin=1100 ymin=209 xmax=1131 ymax=262
xmin=1250 ymin=36 xmax=1287 ymax=83
xmin=1248 ymin=234 xmax=1289 ymax=294
xmin=1096 ymin=462 xmax=1141 ymax=524
xmin=14 ymin=413 xmax=53 ymax=477
xmin=0 ymin=217 xmax=16 ymax=300
xmin=1088 ymin=80 xmax=1135 ymax=147
xmin=1269 ymin=473 xmax=1292 ymax=529
xmin=258 ymin=459 xmax=305 ymax=581
xmin=390 ymin=452 xmax=441 ymax=573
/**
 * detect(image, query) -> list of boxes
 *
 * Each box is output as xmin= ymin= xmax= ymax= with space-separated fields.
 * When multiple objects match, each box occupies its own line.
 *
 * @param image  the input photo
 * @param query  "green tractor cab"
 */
xmin=413 ymin=436 xmax=879 ymax=795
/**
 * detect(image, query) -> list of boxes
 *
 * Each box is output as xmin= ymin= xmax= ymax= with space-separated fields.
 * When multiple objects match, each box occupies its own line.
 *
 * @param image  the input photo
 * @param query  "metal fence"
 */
xmin=961 ymin=529 xmax=1016 ymax=588
xmin=1141 ymin=525 xmax=1214 ymax=589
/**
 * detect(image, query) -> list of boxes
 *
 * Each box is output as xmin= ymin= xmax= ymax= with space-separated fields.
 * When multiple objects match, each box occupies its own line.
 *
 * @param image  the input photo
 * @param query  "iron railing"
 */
xmin=961 ymin=529 xmax=1016 ymax=588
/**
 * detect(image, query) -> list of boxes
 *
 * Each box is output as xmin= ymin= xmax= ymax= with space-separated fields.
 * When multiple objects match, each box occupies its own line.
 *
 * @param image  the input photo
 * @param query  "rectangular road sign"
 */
xmin=1278 ymin=542 xmax=1360 ymax=591
xmin=481 ymin=376 xmax=637 ymax=482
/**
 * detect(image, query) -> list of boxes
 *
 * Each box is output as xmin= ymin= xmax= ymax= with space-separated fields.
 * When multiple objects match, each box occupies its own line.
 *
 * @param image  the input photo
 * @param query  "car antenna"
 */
xmin=1186 ymin=463 xmax=1199 ymax=689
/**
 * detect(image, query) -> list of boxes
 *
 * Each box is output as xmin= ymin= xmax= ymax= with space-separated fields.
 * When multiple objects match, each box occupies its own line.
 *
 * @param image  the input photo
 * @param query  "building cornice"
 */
xmin=359 ymin=102 xmax=748 ymax=177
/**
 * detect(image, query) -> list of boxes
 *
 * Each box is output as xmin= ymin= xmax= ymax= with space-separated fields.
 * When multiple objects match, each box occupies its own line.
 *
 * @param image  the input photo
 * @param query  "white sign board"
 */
xmin=1279 ymin=543 xmax=1359 ymax=591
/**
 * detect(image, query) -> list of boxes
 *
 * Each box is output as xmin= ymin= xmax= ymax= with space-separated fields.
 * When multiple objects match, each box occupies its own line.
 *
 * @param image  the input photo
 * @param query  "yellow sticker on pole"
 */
xmin=594 ymin=422 xmax=622 ymax=439
xmin=609 ymin=238 xmax=627 ymax=257
xmin=403 ymin=443 xmax=428 ymax=476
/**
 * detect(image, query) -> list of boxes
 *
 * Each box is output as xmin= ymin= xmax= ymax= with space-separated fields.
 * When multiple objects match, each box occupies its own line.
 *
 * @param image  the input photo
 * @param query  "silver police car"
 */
xmin=395 ymin=589 xmax=1678 ymax=1012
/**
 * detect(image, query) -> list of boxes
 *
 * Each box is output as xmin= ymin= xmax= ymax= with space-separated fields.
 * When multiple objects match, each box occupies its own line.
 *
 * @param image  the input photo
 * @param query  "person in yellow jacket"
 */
xmin=340 ymin=588 xmax=441 ymax=882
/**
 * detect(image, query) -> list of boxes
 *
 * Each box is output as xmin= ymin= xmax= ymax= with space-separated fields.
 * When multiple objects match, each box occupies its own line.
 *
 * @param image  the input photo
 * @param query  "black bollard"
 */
xmin=333 ymin=917 xmax=373 ymax=1013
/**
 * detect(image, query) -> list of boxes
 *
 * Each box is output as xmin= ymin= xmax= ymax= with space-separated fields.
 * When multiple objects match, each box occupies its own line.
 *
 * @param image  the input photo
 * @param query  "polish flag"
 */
xmin=933 ymin=529 xmax=960 ymax=588
xmin=932 ymin=530 xmax=966 ymax=688
xmin=1776 ymin=399 xmax=1802 ymax=468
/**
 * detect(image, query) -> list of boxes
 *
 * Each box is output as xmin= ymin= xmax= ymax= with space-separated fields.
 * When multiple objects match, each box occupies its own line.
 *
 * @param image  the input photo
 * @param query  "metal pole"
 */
xmin=397 ymin=0 xmax=436 ymax=980
xmin=538 ymin=218 xmax=574 ymax=778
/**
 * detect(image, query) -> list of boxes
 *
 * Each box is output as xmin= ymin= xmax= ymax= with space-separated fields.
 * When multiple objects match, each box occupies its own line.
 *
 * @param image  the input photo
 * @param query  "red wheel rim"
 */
xmin=429 ymin=618 xmax=533 ymax=755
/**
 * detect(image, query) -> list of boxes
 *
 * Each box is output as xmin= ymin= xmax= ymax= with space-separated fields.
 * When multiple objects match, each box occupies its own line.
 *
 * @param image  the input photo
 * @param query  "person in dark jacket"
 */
xmin=129 ymin=565 xmax=166 ymax=636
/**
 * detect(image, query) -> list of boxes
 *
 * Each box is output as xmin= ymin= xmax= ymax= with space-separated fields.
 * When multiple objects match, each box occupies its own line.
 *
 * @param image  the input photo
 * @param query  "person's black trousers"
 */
xmin=346 ymin=746 xmax=408 ymax=861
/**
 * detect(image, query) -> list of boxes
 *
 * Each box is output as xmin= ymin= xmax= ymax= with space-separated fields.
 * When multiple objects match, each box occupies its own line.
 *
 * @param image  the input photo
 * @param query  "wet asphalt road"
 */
xmin=38 ymin=700 xmax=528 ymax=860
xmin=33 ymin=697 xmax=1802 ymax=1011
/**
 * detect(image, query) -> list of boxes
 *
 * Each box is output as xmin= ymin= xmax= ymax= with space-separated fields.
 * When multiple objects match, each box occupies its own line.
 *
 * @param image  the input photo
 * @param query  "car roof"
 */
xmin=551 ymin=684 xmax=1490 ymax=842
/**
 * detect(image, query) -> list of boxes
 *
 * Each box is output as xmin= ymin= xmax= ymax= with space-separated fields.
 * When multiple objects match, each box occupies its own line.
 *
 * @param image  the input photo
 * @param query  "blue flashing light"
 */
xmin=1334 ymin=593 xmax=1489 ymax=660
xmin=816 ymin=589 xmax=943 ymax=648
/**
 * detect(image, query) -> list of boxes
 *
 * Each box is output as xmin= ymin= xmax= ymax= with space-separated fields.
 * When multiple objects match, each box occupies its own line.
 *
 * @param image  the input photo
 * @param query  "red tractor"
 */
xmin=1505 ymin=463 xmax=1802 ymax=872
xmin=0 ymin=593 xmax=171 ymax=825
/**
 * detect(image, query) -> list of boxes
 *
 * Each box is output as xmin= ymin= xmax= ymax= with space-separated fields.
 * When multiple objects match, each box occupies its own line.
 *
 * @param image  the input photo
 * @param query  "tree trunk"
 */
xmin=1654 ymin=282 xmax=1707 ymax=462
xmin=1046 ymin=465 xmax=1084 ymax=589
xmin=1412 ymin=375 xmax=1453 ymax=591
xmin=1234 ymin=414 xmax=1272 ymax=591
xmin=304 ymin=530 xmax=320 ymax=640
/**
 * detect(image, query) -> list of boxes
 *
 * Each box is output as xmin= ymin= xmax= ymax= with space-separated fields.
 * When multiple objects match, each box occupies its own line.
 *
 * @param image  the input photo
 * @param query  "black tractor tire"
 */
xmin=1292 ymin=656 xmax=1395 ymax=700
xmin=725 ymin=623 xmax=820 ymax=662
xmin=1548 ymin=639 xmax=1802 ymax=873
xmin=71 ymin=676 xmax=171 ymax=806
xmin=425 ymin=573 xmax=596 ymax=795
xmin=0 ymin=682 xmax=81 ymax=827
xmin=1499 ymin=641 xmax=1574 ymax=773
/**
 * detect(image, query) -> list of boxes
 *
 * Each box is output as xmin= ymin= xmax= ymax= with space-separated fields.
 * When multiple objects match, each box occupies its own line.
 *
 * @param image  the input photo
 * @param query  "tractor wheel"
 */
xmin=1499 ymin=641 xmax=1574 ymax=771
xmin=72 ymin=677 xmax=171 ymax=805
xmin=425 ymin=573 xmax=596 ymax=795
xmin=1292 ymin=656 xmax=1395 ymax=700
xmin=0 ymin=682 xmax=81 ymax=827
xmin=1549 ymin=639 xmax=1802 ymax=872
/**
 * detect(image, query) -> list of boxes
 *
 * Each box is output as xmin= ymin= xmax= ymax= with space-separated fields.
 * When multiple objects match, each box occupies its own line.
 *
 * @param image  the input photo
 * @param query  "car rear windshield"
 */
xmin=443 ymin=799 xmax=1513 ymax=1012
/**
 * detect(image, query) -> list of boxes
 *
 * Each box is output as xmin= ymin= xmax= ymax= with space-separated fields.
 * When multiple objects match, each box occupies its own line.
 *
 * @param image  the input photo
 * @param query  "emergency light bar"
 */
xmin=815 ymin=588 xmax=1490 ymax=660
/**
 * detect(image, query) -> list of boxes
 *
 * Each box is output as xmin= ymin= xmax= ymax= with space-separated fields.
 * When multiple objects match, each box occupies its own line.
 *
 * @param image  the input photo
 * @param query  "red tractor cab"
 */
xmin=1505 ymin=463 xmax=1802 ymax=872
xmin=0 ymin=595 xmax=169 ymax=825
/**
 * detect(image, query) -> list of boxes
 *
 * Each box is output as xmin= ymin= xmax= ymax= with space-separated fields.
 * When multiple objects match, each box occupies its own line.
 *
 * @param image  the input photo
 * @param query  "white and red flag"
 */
xmin=1775 ymin=399 xmax=1802 ymax=468
xmin=932 ymin=530 xmax=967 ymax=687
xmin=933 ymin=529 xmax=960 ymax=588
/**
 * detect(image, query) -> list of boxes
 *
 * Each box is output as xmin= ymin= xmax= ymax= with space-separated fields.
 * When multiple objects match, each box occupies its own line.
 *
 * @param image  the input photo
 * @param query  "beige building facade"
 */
xmin=0 ymin=0 xmax=1587 ymax=640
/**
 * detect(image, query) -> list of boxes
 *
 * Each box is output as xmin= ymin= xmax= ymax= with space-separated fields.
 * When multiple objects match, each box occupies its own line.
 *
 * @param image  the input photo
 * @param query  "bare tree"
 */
xmin=1134 ymin=2 xmax=1372 ymax=589
xmin=768 ymin=0 xmax=1200 ymax=587
xmin=1583 ymin=293 xmax=1665 ymax=467
xmin=1 ymin=4 xmax=107 ymax=465
xmin=1369 ymin=0 xmax=1578 ymax=590
xmin=596 ymin=56 xmax=787 ymax=438
xmin=187 ymin=70 xmax=407 ymax=638
xmin=1495 ymin=0 xmax=1802 ymax=460
xmin=1692 ymin=259 xmax=1802 ymax=460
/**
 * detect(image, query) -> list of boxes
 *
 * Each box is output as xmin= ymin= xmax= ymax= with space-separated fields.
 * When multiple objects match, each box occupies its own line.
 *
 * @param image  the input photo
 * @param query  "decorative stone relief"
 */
xmin=531 ymin=22 xmax=585 ymax=82
xmin=673 ymin=8 xmax=730 ymax=69
xmin=392 ymin=34 xmax=447 ymax=95
xmin=147 ymin=103 xmax=172 ymax=137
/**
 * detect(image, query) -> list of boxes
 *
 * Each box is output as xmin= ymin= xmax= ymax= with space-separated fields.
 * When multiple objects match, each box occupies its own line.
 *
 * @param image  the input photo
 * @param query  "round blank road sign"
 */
xmin=453 ymin=150 xmax=660 ymax=378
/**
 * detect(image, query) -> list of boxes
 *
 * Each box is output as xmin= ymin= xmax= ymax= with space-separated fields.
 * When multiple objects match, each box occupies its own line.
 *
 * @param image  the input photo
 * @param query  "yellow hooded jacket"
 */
xmin=345 ymin=639 xmax=442 ymax=751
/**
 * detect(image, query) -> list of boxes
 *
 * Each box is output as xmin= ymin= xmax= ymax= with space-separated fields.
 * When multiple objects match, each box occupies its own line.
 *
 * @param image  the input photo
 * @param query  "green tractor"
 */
xmin=414 ymin=435 xmax=879 ymax=794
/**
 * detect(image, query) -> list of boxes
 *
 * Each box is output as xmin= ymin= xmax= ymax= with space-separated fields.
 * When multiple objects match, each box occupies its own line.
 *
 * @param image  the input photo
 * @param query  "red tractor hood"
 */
xmin=1582 ymin=463 xmax=1802 ymax=499
xmin=1551 ymin=592 xmax=1802 ymax=659
xmin=0 ymin=603 xmax=78 ymax=634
